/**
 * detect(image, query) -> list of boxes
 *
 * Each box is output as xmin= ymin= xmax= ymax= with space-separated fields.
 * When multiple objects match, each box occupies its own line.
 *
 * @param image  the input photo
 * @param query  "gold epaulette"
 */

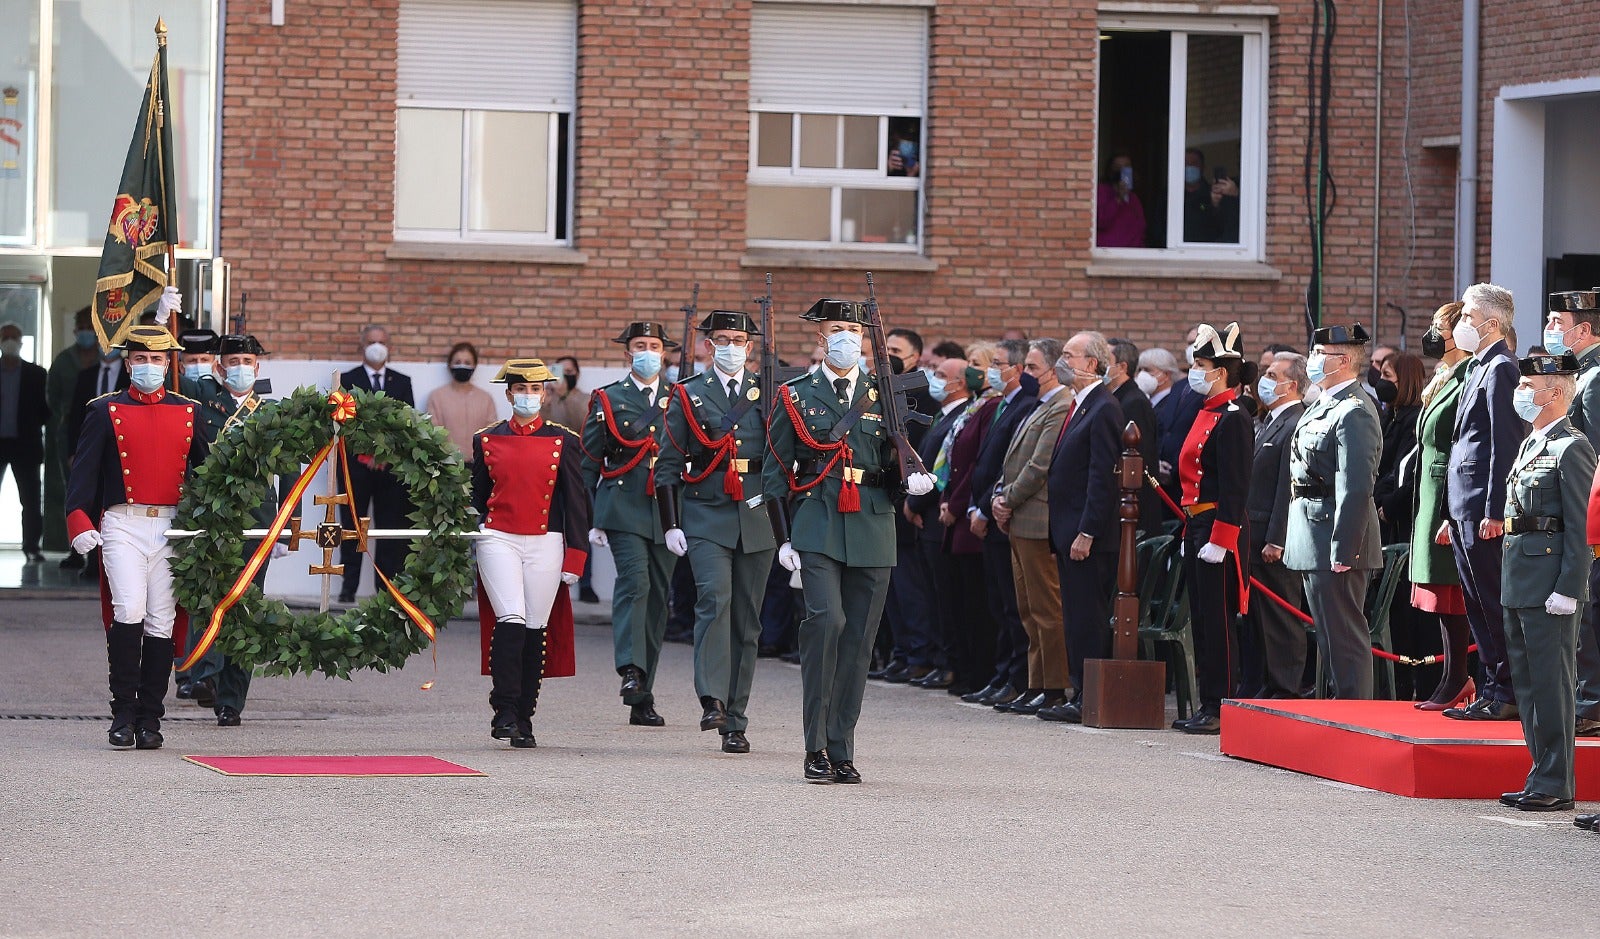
xmin=547 ymin=420 xmax=579 ymax=437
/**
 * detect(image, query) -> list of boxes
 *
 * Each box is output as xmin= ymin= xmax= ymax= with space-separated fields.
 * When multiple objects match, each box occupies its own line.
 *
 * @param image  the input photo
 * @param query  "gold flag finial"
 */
xmin=155 ymin=17 xmax=168 ymax=44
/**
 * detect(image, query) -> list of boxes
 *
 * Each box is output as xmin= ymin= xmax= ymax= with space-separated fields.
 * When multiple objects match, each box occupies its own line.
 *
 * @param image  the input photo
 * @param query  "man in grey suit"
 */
xmin=1284 ymin=324 xmax=1383 ymax=699
xmin=1243 ymin=352 xmax=1309 ymax=698
xmin=1495 ymin=353 xmax=1594 ymax=812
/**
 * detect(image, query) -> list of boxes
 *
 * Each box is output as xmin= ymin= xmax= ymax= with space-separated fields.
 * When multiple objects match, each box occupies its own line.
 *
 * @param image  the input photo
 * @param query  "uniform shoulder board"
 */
xmin=783 ymin=371 xmax=811 ymax=387
xmin=547 ymin=420 xmax=579 ymax=437
xmin=166 ymin=390 xmax=199 ymax=405
xmin=88 ymin=390 xmax=118 ymax=405
xmin=471 ymin=419 xmax=504 ymax=437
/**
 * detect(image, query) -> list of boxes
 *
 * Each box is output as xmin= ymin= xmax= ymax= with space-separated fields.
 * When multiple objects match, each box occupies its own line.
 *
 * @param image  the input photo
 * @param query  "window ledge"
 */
xmin=1085 ymin=257 xmax=1282 ymax=281
xmin=1098 ymin=2 xmax=1279 ymax=15
xmin=740 ymin=248 xmax=939 ymax=273
xmin=386 ymin=242 xmax=587 ymax=265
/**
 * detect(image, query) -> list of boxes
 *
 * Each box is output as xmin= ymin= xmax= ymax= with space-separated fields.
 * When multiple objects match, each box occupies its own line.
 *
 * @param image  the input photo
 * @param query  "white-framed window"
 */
xmin=748 ymin=4 xmax=927 ymax=252
xmin=1093 ymin=15 xmax=1269 ymax=259
xmin=395 ymin=0 xmax=574 ymax=245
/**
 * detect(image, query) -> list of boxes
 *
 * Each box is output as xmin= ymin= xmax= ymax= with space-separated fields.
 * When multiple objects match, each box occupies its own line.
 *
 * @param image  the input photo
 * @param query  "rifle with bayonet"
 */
xmin=676 ymin=283 xmax=699 ymax=383
xmin=863 ymin=272 xmax=931 ymax=478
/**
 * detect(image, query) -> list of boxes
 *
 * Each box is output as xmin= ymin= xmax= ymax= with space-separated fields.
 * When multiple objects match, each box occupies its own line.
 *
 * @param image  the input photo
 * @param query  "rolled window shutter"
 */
xmin=398 ymin=0 xmax=576 ymax=110
xmin=750 ymin=5 xmax=927 ymax=114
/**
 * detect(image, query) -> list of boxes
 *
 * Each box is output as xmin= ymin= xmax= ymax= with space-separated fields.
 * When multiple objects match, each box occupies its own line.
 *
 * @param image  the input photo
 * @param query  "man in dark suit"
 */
xmin=0 ymin=323 xmax=51 ymax=561
xmin=1039 ymin=332 xmax=1124 ymax=723
xmin=1140 ymin=347 xmax=1203 ymax=506
xmin=1108 ymin=338 xmax=1161 ymax=535
xmin=1443 ymin=284 xmax=1529 ymax=721
xmin=960 ymin=339 xmax=1039 ymax=704
xmin=69 ymin=348 xmax=130 ymax=454
xmin=877 ymin=327 xmax=942 ymax=682
xmin=1244 ymin=351 xmax=1308 ymax=697
xmin=338 ymin=324 xmax=416 ymax=602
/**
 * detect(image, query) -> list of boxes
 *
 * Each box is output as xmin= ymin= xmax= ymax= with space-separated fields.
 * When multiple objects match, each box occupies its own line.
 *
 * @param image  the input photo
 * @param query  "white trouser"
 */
xmin=477 ymin=530 xmax=564 ymax=630
xmin=101 ymin=506 xmax=178 ymax=638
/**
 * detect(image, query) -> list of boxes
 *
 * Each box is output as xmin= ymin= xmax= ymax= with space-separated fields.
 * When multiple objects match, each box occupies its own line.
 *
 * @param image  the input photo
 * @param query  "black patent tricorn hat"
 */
xmin=697 ymin=310 xmax=761 ymax=334
xmin=1311 ymin=323 xmax=1371 ymax=346
xmin=1549 ymin=290 xmax=1600 ymax=313
xmin=799 ymin=299 xmax=873 ymax=325
xmin=217 ymin=334 xmax=268 ymax=357
xmin=1519 ymin=353 xmax=1581 ymax=376
xmin=611 ymin=321 xmax=680 ymax=349
xmin=178 ymin=328 xmax=218 ymax=355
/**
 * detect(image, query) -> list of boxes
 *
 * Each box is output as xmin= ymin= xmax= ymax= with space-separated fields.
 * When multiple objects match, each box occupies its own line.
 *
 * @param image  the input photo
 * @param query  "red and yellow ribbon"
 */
xmin=335 ymin=430 xmax=436 ymax=642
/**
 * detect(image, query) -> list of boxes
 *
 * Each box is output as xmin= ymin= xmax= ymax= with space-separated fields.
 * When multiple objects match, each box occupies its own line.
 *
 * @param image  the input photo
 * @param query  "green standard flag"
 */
xmin=91 ymin=21 xmax=177 ymax=352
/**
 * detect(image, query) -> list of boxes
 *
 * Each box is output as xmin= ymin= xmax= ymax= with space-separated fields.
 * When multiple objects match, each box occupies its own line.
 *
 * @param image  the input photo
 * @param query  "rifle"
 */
xmin=676 ymin=283 xmax=699 ymax=383
xmin=757 ymin=273 xmax=804 ymax=412
xmin=233 ymin=291 xmax=247 ymax=335
xmin=863 ymin=272 xmax=932 ymax=478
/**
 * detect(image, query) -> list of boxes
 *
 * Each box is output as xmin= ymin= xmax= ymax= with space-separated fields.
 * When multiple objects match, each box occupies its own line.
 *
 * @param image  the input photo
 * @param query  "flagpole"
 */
xmin=154 ymin=18 xmax=180 ymax=388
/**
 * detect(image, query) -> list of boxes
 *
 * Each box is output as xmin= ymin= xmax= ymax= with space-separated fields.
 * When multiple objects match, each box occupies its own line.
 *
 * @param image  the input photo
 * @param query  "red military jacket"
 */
xmin=471 ymin=416 xmax=593 ymax=577
xmin=65 ymin=386 xmax=207 ymax=540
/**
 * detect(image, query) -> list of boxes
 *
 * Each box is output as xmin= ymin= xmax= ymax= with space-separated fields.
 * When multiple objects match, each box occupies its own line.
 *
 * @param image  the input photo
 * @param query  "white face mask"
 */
xmin=1452 ymin=320 xmax=1483 ymax=355
xmin=224 ymin=364 xmax=256 ymax=394
xmin=1257 ymin=375 xmax=1280 ymax=407
xmin=364 ymin=342 xmax=389 ymax=367
xmin=0 ymin=338 xmax=21 ymax=358
xmin=1188 ymin=366 xmax=1215 ymax=394
xmin=1134 ymin=371 xmax=1159 ymax=396
xmin=825 ymin=331 xmax=862 ymax=371
xmin=512 ymin=393 xmax=542 ymax=418
xmin=129 ymin=362 xmax=166 ymax=394
xmin=713 ymin=343 xmax=745 ymax=375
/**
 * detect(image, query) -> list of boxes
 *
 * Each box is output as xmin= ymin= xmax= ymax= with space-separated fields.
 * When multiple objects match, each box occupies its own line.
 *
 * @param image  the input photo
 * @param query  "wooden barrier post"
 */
xmin=1081 ymin=421 xmax=1167 ymax=728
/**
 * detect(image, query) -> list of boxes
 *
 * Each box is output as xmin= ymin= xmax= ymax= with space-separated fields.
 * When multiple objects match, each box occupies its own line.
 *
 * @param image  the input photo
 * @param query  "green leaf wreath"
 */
xmin=171 ymin=387 xmax=476 ymax=678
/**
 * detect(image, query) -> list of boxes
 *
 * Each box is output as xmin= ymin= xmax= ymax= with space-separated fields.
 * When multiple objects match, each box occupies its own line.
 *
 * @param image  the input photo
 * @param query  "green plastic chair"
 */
xmin=1314 ymin=542 xmax=1409 ymax=699
xmin=1135 ymin=535 xmax=1200 ymax=721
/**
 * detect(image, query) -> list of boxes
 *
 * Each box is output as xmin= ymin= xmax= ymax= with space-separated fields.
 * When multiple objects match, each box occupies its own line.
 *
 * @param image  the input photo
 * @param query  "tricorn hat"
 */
xmin=178 ymin=328 xmax=218 ymax=355
xmin=1519 ymin=353 xmax=1581 ymax=376
xmin=1549 ymin=290 xmax=1600 ymax=314
xmin=112 ymin=325 xmax=182 ymax=353
xmin=799 ymin=299 xmax=874 ymax=326
xmin=611 ymin=322 xmax=680 ymax=350
xmin=217 ymin=334 xmax=269 ymax=357
xmin=1190 ymin=322 xmax=1245 ymax=361
xmin=1311 ymin=323 xmax=1371 ymax=347
xmin=492 ymin=358 xmax=556 ymax=384
xmin=697 ymin=310 xmax=761 ymax=335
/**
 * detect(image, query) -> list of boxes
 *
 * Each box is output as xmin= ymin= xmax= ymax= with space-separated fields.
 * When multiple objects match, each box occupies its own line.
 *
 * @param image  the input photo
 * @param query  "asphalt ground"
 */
xmin=1 ymin=598 xmax=1594 ymax=938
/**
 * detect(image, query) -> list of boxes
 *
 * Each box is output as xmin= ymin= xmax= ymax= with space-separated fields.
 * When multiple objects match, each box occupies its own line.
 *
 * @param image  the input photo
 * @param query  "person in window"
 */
xmin=887 ymin=130 xmax=920 ymax=178
xmin=1182 ymin=148 xmax=1240 ymax=244
xmin=1096 ymin=153 xmax=1146 ymax=248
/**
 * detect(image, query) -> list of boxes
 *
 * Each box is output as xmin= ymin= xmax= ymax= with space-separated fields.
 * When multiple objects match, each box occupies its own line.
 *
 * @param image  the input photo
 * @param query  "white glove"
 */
xmin=778 ymin=542 xmax=802 ymax=572
xmin=155 ymin=285 xmax=182 ymax=325
xmin=1331 ymin=562 xmax=1352 ymax=573
xmin=905 ymin=472 xmax=937 ymax=496
xmin=270 ymin=543 xmax=290 ymax=560
xmin=561 ymin=571 xmax=581 ymax=586
xmin=1546 ymin=592 xmax=1579 ymax=616
xmin=1197 ymin=542 xmax=1227 ymax=564
xmin=71 ymin=529 xmax=103 ymax=555
xmin=664 ymin=528 xmax=688 ymax=557
xmin=588 ymin=528 xmax=609 ymax=549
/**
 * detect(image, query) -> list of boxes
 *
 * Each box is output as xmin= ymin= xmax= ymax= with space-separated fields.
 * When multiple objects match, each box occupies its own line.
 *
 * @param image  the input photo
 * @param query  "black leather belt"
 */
xmin=1505 ymin=516 xmax=1563 ymax=534
xmin=1291 ymin=482 xmax=1330 ymax=498
xmin=796 ymin=459 xmax=890 ymax=489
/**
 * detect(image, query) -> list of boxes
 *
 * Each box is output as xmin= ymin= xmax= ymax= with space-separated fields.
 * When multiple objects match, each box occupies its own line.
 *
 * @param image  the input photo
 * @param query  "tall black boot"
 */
xmin=512 ymin=628 xmax=546 ymax=749
xmin=488 ymin=619 xmax=526 ymax=741
xmin=134 ymin=635 xmax=175 ymax=750
xmin=107 ymin=622 xmax=143 ymax=748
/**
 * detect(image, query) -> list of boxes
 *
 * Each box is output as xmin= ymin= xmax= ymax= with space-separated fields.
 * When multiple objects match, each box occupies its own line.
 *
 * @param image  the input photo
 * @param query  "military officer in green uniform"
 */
xmin=763 ymin=299 xmax=936 ymax=784
xmin=1495 ymin=353 xmax=1594 ymax=813
xmin=654 ymin=309 xmax=776 ymax=754
xmin=1284 ymin=323 xmax=1383 ymax=699
xmin=582 ymin=321 xmax=678 ymax=727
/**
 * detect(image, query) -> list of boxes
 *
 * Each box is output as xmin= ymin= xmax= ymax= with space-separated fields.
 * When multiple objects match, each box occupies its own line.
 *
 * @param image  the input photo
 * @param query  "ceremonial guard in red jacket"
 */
xmin=65 ymin=326 xmax=208 ymax=750
xmin=472 ymin=359 xmax=592 ymax=748
xmin=1174 ymin=322 xmax=1254 ymax=735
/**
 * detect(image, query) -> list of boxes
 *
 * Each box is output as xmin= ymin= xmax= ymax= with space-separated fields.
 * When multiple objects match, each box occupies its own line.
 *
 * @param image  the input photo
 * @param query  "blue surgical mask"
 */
xmin=182 ymin=363 xmax=208 ymax=383
xmin=1306 ymin=353 xmax=1326 ymax=385
xmin=825 ymin=331 xmax=862 ymax=371
xmin=75 ymin=329 xmax=99 ymax=349
xmin=512 ymin=393 xmax=542 ymax=418
xmin=1185 ymin=166 xmax=1203 ymax=185
xmin=1512 ymin=388 xmax=1544 ymax=423
xmin=1544 ymin=326 xmax=1572 ymax=356
xmin=1257 ymin=375 xmax=1280 ymax=407
xmin=858 ymin=355 xmax=872 ymax=374
xmin=224 ymin=364 xmax=256 ymax=394
xmin=927 ymin=374 xmax=949 ymax=403
xmin=664 ymin=364 xmax=681 ymax=384
xmin=713 ymin=343 xmax=745 ymax=375
xmin=1188 ymin=366 xmax=1214 ymax=394
xmin=986 ymin=366 xmax=1005 ymax=393
xmin=631 ymin=350 xmax=662 ymax=380
xmin=130 ymin=362 xmax=166 ymax=394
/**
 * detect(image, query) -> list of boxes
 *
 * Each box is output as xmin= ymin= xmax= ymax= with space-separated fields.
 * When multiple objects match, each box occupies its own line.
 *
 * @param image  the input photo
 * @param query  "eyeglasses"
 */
xmin=708 ymin=337 xmax=750 ymax=348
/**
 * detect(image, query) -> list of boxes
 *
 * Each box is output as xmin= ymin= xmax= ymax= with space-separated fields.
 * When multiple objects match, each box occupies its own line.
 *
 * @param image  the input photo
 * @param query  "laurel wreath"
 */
xmin=170 ymin=387 xmax=476 ymax=678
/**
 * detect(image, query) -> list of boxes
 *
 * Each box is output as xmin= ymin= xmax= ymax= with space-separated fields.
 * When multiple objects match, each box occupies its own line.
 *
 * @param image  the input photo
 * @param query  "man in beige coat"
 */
xmin=990 ymin=338 xmax=1075 ymax=714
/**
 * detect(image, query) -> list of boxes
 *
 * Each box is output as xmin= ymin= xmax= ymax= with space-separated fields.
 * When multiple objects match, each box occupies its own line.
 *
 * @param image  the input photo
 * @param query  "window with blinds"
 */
xmin=747 ymin=4 xmax=928 ymax=251
xmin=394 ymin=0 xmax=576 ymax=244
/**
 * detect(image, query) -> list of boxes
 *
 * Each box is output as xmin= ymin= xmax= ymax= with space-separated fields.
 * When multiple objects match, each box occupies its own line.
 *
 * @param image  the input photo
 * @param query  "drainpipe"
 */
xmin=1454 ymin=0 xmax=1480 ymax=294
xmin=212 ymin=0 xmax=227 ymax=332
xmin=1371 ymin=0 xmax=1385 ymax=341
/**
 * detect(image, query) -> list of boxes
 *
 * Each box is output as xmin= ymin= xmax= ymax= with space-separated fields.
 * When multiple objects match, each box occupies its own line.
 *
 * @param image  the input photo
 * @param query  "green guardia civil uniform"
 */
xmin=762 ymin=300 xmax=901 ymax=764
xmin=1500 ymin=356 xmax=1596 ymax=803
xmin=581 ymin=322 xmax=678 ymax=710
xmin=654 ymin=311 xmax=777 ymax=736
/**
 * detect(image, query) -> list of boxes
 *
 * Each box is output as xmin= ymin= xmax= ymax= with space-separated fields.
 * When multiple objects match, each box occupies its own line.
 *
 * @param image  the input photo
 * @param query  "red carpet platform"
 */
xmin=184 ymin=755 xmax=485 ymax=777
xmin=1220 ymin=699 xmax=1600 ymax=799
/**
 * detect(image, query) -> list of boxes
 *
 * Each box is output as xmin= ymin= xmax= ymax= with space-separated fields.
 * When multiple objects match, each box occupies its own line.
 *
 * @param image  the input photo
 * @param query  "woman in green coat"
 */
xmin=1410 ymin=301 xmax=1475 ymax=709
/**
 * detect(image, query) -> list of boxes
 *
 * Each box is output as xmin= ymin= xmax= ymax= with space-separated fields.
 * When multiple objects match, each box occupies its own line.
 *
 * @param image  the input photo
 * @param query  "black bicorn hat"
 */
xmin=1189 ymin=322 xmax=1245 ymax=361
xmin=799 ymin=299 xmax=874 ymax=325
xmin=1311 ymin=322 xmax=1371 ymax=347
xmin=1549 ymin=290 xmax=1600 ymax=313
xmin=611 ymin=321 xmax=680 ymax=350
xmin=697 ymin=310 xmax=761 ymax=335
xmin=1519 ymin=352 xmax=1581 ymax=376
xmin=178 ymin=327 xmax=219 ymax=355
xmin=217 ymin=334 xmax=269 ymax=357
xmin=112 ymin=325 xmax=183 ymax=353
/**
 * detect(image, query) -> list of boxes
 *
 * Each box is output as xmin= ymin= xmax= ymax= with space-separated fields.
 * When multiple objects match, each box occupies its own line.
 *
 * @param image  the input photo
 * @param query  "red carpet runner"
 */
xmin=184 ymin=755 xmax=485 ymax=777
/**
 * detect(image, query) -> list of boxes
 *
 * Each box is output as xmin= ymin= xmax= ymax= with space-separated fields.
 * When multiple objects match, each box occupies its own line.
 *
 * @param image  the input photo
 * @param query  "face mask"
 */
xmin=1421 ymin=327 xmax=1447 ymax=359
xmin=224 ymin=364 xmax=256 ymax=394
xmin=563 ymin=373 xmax=578 ymax=391
xmin=182 ymin=362 xmax=207 ymax=383
xmin=1188 ymin=366 xmax=1215 ymax=394
xmin=986 ymin=366 xmax=1005 ymax=393
xmin=1373 ymin=377 xmax=1398 ymax=404
xmin=1452 ymin=320 xmax=1483 ymax=355
xmin=1134 ymin=371 xmax=1159 ymax=396
xmin=1544 ymin=325 xmax=1572 ymax=356
xmin=130 ymin=362 xmax=166 ymax=393
xmin=858 ymin=355 xmax=872 ymax=374
xmin=1018 ymin=371 xmax=1040 ymax=398
xmin=664 ymin=364 xmax=681 ymax=384
xmin=1306 ymin=353 xmax=1327 ymax=385
xmin=512 ymin=393 xmax=542 ymax=418
xmin=0 ymin=339 xmax=21 ymax=358
xmin=927 ymin=374 xmax=950 ymax=403
xmin=713 ymin=343 xmax=745 ymax=375
xmin=1512 ymin=388 xmax=1544 ymax=423
xmin=1257 ymin=376 xmax=1280 ymax=407
xmin=76 ymin=329 xmax=99 ymax=349
xmin=1366 ymin=365 xmax=1382 ymax=388
xmin=1052 ymin=358 xmax=1073 ymax=387
xmin=825 ymin=331 xmax=862 ymax=371
xmin=364 ymin=342 xmax=389 ymax=366
xmin=888 ymin=355 xmax=907 ymax=376
xmin=1185 ymin=166 xmax=1203 ymax=186
xmin=449 ymin=365 xmax=474 ymax=384
xmin=631 ymin=350 xmax=662 ymax=379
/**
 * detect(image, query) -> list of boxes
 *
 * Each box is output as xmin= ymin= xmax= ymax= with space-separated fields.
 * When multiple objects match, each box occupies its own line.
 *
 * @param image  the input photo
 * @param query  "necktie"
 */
xmin=373 ymin=372 xmax=383 ymax=393
xmin=100 ymin=365 xmax=111 ymax=396
xmin=729 ymin=379 xmax=739 ymax=402
xmin=995 ymin=397 xmax=1008 ymax=421
xmin=1056 ymin=399 xmax=1078 ymax=447
xmin=834 ymin=378 xmax=850 ymax=404
xmin=643 ymin=385 xmax=654 ymax=406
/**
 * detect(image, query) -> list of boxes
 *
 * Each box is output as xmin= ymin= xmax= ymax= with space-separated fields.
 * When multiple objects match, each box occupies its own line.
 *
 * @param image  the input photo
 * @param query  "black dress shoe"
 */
xmin=578 ymin=586 xmax=601 ymax=604
xmin=59 ymin=553 xmax=85 ymax=570
xmin=510 ymin=719 xmax=536 ymax=749
xmin=629 ymin=703 xmax=665 ymax=727
xmin=962 ymin=682 xmax=1002 ymax=704
xmin=25 ymin=550 xmax=45 ymax=564
xmin=979 ymin=684 xmax=1019 ymax=706
xmin=191 ymin=678 xmax=216 ymax=709
xmin=1038 ymin=700 xmax=1083 ymax=723
xmin=869 ymin=658 xmax=906 ymax=681
xmin=804 ymin=750 xmax=834 ymax=783
xmin=664 ymin=629 xmax=694 ymax=645
xmin=699 ymin=697 xmax=727 ymax=732
xmin=1180 ymin=710 xmax=1222 ymax=735
xmin=491 ymin=707 xmax=518 ymax=739
xmin=758 ymin=644 xmax=782 ymax=659
xmin=1444 ymin=698 xmax=1519 ymax=721
xmin=780 ymin=651 xmax=802 ymax=665
xmin=722 ymin=731 xmax=750 ymax=754
xmin=890 ymin=664 xmax=933 ymax=685
xmin=912 ymin=668 xmax=954 ymax=689
xmin=108 ymin=725 xmax=135 ymax=749
xmin=1498 ymin=790 xmax=1527 ymax=807
xmin=337 ymin=591 xmax=356 ymax=603
xmin=995 ymin=689 xmax=1040 ymax=712
xmin=1574 ymin=813 xmax=1599 ymax=831
xmin=1011 ymin=692 xmax=1055 ymax=716
xmin=832 ymin=760 xmax=862 ymax=784
xmin=216 ymin=707 xmax=242 ymax=727
xmin=1575 ymin=717 xmax=1600 ymax=737
xmin=1514 ymin=792 xmax=1574 ymax=812
xmin=134 ymin=727 xmax=164 ymax=750
xmin=175 ymin=681 xmax=195 ymax=700
xmin=618 ymin=666 xmax=644 ymax=698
